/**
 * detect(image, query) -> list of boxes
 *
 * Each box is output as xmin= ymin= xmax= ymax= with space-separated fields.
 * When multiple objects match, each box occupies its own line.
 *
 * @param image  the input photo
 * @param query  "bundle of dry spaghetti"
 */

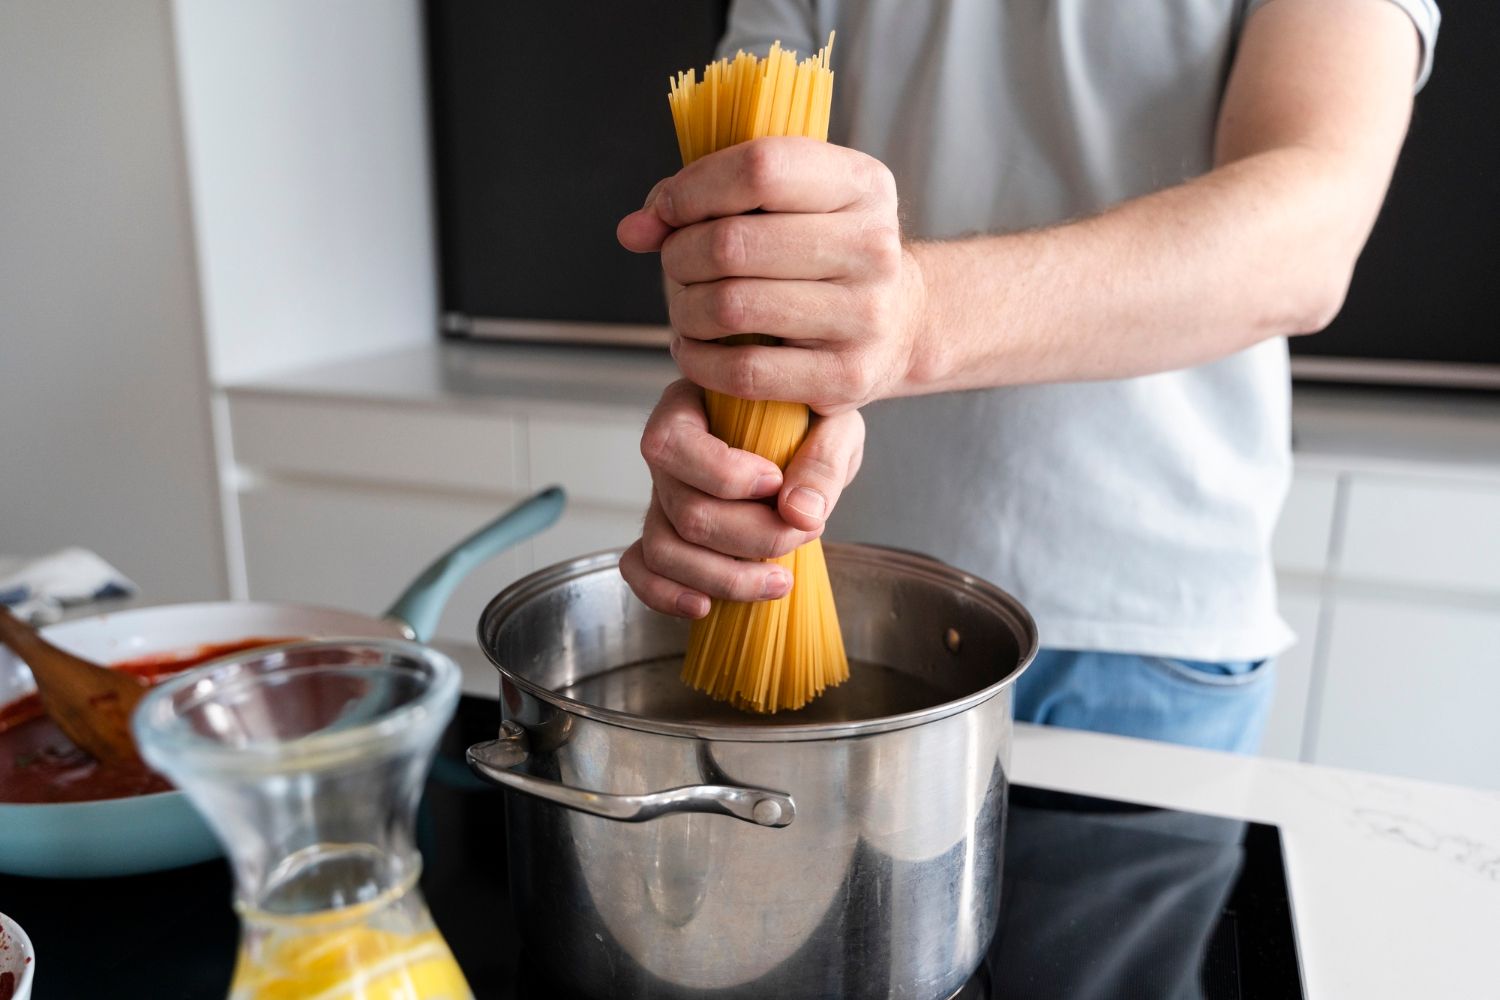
xmin=667 ymin=37 xmax=849 ymax=713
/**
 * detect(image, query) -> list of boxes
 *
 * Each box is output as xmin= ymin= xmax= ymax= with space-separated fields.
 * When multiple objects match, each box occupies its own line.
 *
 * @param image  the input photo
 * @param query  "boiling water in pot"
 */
xmin=555 ymin=656 xmax=957 ymax=726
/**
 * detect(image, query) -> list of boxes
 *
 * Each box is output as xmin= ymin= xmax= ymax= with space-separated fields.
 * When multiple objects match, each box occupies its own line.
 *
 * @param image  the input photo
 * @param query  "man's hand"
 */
xmin=617 ymin=137 xmax=926 ymax=416
xmin=618 ymin=380 xmax=865 ymax=618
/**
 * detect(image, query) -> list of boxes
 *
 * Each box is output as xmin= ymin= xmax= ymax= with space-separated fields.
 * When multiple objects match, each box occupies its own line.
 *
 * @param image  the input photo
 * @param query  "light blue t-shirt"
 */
xmin=720 ymin=0 xmax=1439 ymax=660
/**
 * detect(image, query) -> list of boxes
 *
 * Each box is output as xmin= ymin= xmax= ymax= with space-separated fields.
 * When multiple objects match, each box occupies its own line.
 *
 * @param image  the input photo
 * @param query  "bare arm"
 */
xmin=615 ymin=0 xmax=1423 ymax=616
xmin=900 ymin=0 xmax=1421 ymax=394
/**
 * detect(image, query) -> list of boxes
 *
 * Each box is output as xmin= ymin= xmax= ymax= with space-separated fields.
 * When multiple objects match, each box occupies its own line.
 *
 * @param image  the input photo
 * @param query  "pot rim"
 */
xmin=477 ymin=543 xmax=1039 ymax=743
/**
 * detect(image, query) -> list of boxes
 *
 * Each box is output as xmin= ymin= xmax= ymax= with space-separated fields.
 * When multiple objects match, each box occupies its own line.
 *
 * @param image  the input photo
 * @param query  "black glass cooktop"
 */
xmin=0 ymin=696 xmax=1303 ymax=999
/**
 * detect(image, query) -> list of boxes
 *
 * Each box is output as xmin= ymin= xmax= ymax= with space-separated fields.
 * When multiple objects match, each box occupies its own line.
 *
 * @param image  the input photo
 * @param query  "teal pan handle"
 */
xmin=383 ymin=486 xmax=567 ymax=643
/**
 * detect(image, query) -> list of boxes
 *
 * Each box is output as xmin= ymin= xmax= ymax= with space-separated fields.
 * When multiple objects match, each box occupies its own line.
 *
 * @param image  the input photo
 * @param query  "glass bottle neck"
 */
xmin=247 ymin=840 xmax=423 ymax=917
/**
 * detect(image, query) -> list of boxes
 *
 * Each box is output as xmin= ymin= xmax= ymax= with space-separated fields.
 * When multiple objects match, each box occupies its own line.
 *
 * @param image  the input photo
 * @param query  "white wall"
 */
xmin=0 ymin=1 xmax=227 ymax=602
xmin=170 ymin=0 xmax=436 ymax=385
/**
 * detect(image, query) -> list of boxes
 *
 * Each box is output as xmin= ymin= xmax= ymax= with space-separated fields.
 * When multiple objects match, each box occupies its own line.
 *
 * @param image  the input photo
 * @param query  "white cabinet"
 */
xmin=528 ymin=415 xmax=652 ymax=507
xmin=230 ymin=394 xmax=522 ymax=494
xmin=1272 ymin=470 xmax=1339 ymax=574
xmin=237 ymin=480 xmax=528 ymax=646
xmin=225 ymin=383 xmax=655 ymax=659
xmin=1340 ymin=477 xmax=1500 ymax=596
xmin=1263 ymin=586 xmax=1322 ymax=761
xmin=1264 ymin=468 xmax=1336 ymax=762
xmin=526 ymin=413 xmax=652 ymax=568
xmin=1265 ymin=461 xmax=1500 ymax=787
xmin=1312 ymin=596 xmax=1500 ymax=790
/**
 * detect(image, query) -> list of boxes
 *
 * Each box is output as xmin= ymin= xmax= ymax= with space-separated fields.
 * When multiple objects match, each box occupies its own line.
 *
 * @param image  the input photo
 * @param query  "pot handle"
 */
xmin=383 ymin=487 xmax=566 ymax=643
xmin=466 ymin=721 xmax=796 ymax=828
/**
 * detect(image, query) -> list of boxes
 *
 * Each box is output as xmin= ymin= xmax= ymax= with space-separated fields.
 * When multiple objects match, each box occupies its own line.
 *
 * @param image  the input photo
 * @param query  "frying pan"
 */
xmin=0 ymin=487 xmax=564 ymax=878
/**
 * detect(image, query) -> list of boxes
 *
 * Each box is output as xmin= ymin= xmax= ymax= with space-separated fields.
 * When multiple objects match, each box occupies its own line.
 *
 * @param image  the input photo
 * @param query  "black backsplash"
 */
xmin=425 ymin=1 xmax=728 ymax=328
xmin=1295 ymin=2 xmax=1499 ymax=366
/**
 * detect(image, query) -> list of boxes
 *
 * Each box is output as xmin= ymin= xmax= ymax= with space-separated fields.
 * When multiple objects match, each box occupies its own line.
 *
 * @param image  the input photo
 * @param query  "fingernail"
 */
xmin=786 ymin=487 xmax=826 ymax=521
xmin=762 ymin=569 xmax=792 ymax=599
xmin=644 ymin=181 xmax=664 ymax=209
xmin=669 ymin=337 xmax=680 ymax=359
xmin=751 ymin=473 xmax=781 ymax=497
xmin=657 ymin=188 xmax=674 ymax=220
xmin=676 ymin=593 xmax=709 ymax=618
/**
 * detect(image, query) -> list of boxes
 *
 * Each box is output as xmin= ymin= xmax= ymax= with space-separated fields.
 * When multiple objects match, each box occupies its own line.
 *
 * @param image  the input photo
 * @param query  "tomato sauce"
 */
xmin=0 ymin=637 xmax=294 ymax=804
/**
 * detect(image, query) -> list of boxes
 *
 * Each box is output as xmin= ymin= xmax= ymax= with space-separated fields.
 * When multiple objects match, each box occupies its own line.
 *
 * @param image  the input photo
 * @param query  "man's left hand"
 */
xmin=618 ymin=136 xmax=925 ymax=415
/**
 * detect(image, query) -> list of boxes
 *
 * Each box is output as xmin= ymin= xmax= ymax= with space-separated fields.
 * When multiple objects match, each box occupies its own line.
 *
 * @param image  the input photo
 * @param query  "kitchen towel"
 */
xmin=0 ymin=548 xmax=137 ymax=624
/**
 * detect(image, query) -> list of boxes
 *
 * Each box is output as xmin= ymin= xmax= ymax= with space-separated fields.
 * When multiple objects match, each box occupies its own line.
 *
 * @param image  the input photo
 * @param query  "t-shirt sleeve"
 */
xmin=1246 ymin=0 xmax=1440 ymax=91
xmin=717 ymin=0 xmax=818 ymax=61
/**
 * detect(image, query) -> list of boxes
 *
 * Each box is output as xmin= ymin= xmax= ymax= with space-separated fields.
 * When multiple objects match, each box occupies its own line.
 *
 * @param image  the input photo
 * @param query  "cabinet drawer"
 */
xmin=533 ymin=506 xmax=645 ymax=569
xmin=1312 ymin=596 xmax=1500 ymax=790
xmin=1340 ymin=477 xmax=1500 ymax=594
xmin=238 ymin=482 xmax=529 ymax=645
xmin=1262 ymin=584 xmax=1321 ymax=761
xmin=529 ymin=415 xmax=652 ymax=508
xmin=1272 ymin=470 xmax=1339 ymax=574
xmin=229 ymin=393 xmax=521 ymax=493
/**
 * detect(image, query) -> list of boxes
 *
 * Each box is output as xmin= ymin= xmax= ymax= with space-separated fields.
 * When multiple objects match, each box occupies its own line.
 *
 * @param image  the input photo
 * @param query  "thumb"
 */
xmin=617 ymin=179 xmax=675 ymax=253
xmin=778 ymin=409 xmax=866 ymax=532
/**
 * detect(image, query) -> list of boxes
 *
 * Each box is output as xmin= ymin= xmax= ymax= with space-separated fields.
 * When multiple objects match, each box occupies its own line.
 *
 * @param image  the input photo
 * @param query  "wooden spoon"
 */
xmin=0 ymin=606 xmax=147 ymax=766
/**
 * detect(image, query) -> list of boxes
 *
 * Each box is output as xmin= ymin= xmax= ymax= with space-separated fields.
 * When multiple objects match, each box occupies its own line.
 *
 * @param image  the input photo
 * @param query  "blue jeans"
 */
xmin=1014 ymin=649 xmax=1276 ymax=754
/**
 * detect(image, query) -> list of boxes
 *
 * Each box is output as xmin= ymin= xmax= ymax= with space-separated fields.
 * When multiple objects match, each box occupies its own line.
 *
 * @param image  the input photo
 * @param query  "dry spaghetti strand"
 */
xmin=666 ymin=35 xmax=848 ymax=713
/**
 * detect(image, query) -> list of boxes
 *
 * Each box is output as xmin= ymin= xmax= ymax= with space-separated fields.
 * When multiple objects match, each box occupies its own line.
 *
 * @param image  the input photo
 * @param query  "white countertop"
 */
xmin=224 ymin=340 xmax=680 ymax=418
xmin=1012 ymin=722 xmax=1500 ymax=998
xmin=226 ymin=341 xmax=1500 ymax=479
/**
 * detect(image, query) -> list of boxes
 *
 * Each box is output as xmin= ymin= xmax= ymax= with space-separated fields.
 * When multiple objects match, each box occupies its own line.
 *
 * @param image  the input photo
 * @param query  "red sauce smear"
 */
xmin=0 ymin=637 xmax=294 ymax=804
xmin=1 ymin=968 xmax=15 ymax=1000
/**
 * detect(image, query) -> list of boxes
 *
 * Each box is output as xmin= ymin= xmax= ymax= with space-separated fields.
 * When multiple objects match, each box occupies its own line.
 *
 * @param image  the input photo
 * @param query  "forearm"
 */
xmin=901 ymin=147 xmax=1388 ymax=395
xmin=899 ymin=0 xmax=1419 ymax=397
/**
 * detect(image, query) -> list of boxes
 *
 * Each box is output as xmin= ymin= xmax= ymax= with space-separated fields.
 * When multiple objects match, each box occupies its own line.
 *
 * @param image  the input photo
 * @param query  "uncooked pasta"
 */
xmin=667 ymin=36 xmax=849 ymax=713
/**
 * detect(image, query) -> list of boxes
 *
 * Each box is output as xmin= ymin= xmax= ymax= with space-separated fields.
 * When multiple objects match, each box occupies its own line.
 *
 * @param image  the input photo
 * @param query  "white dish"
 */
xmin=0 ymin=911 xmax=35 ymax=1000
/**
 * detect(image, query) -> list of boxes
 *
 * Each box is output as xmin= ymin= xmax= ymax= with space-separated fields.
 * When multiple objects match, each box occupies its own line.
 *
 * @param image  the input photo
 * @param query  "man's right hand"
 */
xmin=619 ymin=379 xmax=865 ymax=618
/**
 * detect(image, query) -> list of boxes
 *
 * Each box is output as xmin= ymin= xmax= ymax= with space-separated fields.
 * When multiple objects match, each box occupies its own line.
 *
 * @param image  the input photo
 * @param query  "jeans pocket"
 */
xmin=1144 ymin=656 xmax=1273 ymax=690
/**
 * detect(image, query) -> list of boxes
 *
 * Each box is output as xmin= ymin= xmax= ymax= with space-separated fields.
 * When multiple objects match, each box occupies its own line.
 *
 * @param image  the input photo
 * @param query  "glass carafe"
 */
xmin=134 ymin=639 xmax=472 ymax=1000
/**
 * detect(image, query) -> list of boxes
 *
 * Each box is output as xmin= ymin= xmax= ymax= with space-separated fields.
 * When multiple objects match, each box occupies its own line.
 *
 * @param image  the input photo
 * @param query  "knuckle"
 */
xmin=726 ymin=351 xmax=762 ymax=397
xmin=836 ymin=352 xmax=875 ymax=401
xmin=641 ymin=590 xmax=675 ymax=616
xmin=639 ymin=537 xmax=668 ymax=576
xmin=765 ymin=526 xmax=804 ymax=560
xmin=669 ymin=292 xmax=703 ymax=340
xmin=618 ymin=543 xmax=643 ymax=583
xmin=863 ymin=224 xmax=903 ymax=274
xmin=724 ymin=565 xmax=763 ymax=602
xmin=640 ymin=420 xmax=676 ymax=467
xmin=702 ymin=441 xmax=741 ymax=497
xmin=741 ymin=141 xmax=783 ymax=199
xmin=708 ymin=282 xmax=748 ymax=333
xmin=852 ymin=292 xmax=883 ymax=329
xmin=658 ymin=231 xmax=684 ymax=280
xmin=864 ymin=157 xmax=898 ymax=203
xmin=801 ymin=448 xmax=843 ymax=485
xmin=708 ymin=219 xmax=749 ymax=273
xmin=676 ymin=497 xmax=716 ymax=546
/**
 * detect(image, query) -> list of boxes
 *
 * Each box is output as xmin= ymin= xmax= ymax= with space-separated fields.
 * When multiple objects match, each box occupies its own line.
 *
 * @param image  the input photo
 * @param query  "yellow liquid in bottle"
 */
xmin=229 ymin=885 xmax=473 ymax=1000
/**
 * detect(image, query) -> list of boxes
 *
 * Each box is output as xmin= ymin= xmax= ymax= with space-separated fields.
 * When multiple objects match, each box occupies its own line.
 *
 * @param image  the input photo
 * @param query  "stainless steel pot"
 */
xmin=467 ymin=544 xmax=1037 ymax=1000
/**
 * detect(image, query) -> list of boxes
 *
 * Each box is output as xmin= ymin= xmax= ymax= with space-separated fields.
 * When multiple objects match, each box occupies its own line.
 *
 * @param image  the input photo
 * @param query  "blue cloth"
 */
xmin=1015 ymin=649 xmax=1276 ymax=755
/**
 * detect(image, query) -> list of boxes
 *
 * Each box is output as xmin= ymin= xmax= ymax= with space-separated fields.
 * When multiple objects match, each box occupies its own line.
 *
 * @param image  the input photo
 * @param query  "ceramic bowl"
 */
xmin=0 ymin=911 xmax=35 ymax=1000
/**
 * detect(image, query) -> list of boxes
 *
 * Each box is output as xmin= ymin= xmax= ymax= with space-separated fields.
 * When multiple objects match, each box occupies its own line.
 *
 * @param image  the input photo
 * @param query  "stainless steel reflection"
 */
xmin=471 ymin=544 xmax=1037 ymax=1000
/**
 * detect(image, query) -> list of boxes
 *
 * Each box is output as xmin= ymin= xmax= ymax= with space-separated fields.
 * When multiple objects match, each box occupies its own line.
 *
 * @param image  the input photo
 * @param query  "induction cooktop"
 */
xmin=0 ymin=696 xmax=1304 ymax=999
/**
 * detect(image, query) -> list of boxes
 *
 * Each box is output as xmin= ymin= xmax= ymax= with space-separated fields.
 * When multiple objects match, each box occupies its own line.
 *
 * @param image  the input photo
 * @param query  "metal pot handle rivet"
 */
xmin=466 ymin=720 xmax=797 ymax=828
